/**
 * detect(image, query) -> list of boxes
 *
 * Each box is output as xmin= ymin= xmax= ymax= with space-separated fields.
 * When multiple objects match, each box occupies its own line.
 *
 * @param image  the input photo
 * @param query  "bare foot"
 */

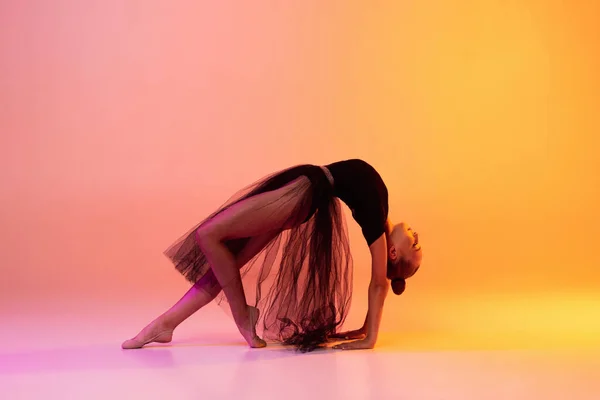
xmin=238 ymin=306 xmax=267 ymax=348
xmin=121 ymin=319 xmax=173 ymax=350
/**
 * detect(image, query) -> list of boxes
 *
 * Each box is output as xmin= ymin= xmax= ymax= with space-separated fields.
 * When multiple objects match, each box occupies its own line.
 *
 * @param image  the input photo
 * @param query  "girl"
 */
xmin=122 ymin=159 xmax=422 ymax=352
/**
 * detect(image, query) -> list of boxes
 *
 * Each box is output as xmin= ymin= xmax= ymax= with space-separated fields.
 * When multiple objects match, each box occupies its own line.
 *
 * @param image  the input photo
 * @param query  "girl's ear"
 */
xmin=389 ymin=246 xmax=398 ymax=262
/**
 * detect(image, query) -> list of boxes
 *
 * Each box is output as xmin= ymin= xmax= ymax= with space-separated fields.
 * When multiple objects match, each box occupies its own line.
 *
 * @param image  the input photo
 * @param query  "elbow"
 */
xmin=369 ymin=280 xmax=389 ymax=292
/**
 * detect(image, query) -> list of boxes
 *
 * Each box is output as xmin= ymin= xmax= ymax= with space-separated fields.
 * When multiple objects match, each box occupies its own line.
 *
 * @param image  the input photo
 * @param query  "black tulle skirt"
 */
xmin=163 ymin=164 xmax=353 ymax=352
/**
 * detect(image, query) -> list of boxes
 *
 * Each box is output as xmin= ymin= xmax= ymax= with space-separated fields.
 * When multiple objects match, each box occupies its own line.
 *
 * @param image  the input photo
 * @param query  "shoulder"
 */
xmin=348 ymin=159 xmax=375 ymax=170
xmin=328 ymin=159 xmax=379 ymax=175
xmin=369 ymin=233 xmax=387 ymax=256
xmin=368 ymin=233 xmax=388 ymax=283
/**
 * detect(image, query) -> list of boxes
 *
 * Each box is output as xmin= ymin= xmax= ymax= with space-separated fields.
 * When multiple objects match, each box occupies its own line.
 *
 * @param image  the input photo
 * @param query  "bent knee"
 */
xmin=195 ymin=224 xmax=221 ymax=248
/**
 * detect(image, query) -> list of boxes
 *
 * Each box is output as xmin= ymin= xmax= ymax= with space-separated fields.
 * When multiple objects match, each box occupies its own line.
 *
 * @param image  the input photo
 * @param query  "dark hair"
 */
xmin=387 ymin=258 xmax=415 ymax=295
xmin=390 ymin=278 xmax=406 ymax=295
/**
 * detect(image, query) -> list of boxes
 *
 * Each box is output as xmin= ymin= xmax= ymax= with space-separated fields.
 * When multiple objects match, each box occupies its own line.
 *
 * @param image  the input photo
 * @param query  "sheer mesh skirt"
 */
xmin=164 ymin=164 xmax=352 ymax=352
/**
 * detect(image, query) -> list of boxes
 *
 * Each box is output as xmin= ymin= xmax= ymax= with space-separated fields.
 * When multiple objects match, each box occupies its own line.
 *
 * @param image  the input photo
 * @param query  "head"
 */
xmin=386 ymin=222 xmax=422 ymax=295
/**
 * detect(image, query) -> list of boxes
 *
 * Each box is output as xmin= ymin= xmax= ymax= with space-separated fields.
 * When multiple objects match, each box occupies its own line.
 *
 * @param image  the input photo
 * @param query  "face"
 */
xmin=388 ymin=222 xmax=422 ymax=278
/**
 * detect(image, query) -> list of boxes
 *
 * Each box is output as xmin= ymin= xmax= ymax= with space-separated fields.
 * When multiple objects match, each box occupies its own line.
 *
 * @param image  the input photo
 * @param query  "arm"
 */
xmin=364 ymin=233 xmax=389 ymax=345
xmin=334 ymin=233 xmax=389 ymax=349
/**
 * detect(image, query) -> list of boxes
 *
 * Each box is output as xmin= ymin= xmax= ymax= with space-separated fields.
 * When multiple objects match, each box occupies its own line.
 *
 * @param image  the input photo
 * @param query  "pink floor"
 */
xmin=2 ymin=294 xmax=599 ymax=400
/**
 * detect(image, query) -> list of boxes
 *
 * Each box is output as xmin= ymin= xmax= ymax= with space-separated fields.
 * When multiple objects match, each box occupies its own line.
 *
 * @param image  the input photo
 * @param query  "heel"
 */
xmin=246 ymin=306 xmax=266 ymax=348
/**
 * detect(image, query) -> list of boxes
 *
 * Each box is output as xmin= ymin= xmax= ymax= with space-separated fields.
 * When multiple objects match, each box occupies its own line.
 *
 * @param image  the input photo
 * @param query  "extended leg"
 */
xmin=121 ymin=229 xmax=281 ymax=349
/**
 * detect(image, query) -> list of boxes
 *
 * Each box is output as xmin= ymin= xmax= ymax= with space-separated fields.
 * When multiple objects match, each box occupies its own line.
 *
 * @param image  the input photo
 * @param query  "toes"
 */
xmin=121 ymin=338 xmax=142 ymax=350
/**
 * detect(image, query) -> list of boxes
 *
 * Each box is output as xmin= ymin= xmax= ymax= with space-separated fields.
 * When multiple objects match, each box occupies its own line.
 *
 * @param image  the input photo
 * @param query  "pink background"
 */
xmin=1 ymin=1 xmax=599 ymax=345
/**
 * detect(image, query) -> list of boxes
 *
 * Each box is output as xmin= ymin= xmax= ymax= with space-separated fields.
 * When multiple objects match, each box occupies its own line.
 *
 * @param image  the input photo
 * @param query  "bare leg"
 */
xmin=196 ymin=177 xmax=310 ymax=348
xmin=121 ymin=230 xmax=280 ymax=349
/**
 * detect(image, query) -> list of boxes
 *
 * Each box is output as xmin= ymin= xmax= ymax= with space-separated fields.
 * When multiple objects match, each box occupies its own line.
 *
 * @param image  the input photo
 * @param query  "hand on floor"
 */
xmin=332 ymin=338 xmax=375 ymax=350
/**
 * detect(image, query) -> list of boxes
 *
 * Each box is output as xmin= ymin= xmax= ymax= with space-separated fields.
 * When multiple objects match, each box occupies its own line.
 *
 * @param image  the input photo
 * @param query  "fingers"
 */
xmin=333 ymin=342 xmax=357 ymax=350
xmin=332 ymin=339 xmax=374 ymax=350
xmin=333 ymin=340 xmax=355 ymax=350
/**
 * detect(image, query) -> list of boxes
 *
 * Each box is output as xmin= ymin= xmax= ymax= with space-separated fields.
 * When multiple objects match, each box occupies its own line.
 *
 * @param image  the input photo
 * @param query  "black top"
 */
xmin=326 ymin=159 xmax=389 ymax=246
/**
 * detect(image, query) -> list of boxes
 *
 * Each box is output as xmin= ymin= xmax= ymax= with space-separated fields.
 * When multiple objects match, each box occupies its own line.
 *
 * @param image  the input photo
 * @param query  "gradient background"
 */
xmin=1 ymin=1 xmax=599 ymax=349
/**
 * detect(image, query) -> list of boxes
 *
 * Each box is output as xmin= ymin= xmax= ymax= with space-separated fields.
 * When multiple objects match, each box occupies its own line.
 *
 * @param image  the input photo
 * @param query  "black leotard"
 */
xmin=326 ymin=159 xmax=389 ymax=246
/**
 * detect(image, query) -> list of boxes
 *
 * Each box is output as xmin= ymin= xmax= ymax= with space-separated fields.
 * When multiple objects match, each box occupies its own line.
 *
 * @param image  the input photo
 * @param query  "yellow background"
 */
xmin=1 ymin=1 xmax=598 ymax=347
